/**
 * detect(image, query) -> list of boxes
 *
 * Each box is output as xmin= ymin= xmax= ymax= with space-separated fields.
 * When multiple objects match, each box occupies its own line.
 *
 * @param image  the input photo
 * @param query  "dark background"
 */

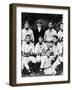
xmin=21 ymin=12 xmax=63 ymax=30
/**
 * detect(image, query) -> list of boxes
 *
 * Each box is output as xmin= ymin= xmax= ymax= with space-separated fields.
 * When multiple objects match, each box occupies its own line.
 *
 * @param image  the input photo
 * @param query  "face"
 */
xmin=24 ymin=23 xmax=29 ymax=29
xmin=53 ymin=37 xmax=58 ymax=43
xmin=37 ymin=23 xmax=42 ymax=27
xmin=48 ymin=23 xmax=52 ymax=29
xmin=38 ymin=37 xmax=43 ymax=43
xmin=60 ymin=24 xmax=63 ymax=30
xmin=46 ymin=51 xmax=50 ymax=57
xmin=26 ymin=36 xmax=31 ymax=43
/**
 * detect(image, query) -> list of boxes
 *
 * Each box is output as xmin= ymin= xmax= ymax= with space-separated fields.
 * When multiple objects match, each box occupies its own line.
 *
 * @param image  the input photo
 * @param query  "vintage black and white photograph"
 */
xmin=21 ymin=13 xmax=63 ymax=77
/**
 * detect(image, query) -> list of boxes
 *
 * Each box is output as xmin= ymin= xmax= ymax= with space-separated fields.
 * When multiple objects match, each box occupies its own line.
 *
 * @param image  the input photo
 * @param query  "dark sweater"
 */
xmin=33 ymin=27 xmax=45 ymax=45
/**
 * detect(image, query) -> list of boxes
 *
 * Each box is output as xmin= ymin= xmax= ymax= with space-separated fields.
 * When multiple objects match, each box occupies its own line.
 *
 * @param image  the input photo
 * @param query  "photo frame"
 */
xmin=9 ymin=3 xmax=70 ymax=86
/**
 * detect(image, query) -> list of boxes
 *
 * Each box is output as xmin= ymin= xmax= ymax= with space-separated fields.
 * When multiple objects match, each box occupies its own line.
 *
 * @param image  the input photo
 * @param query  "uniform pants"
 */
xmin=22 ymin=56 xmax=36 ymax=70
xmin=36 ymin=55 xmax=47 ymax=69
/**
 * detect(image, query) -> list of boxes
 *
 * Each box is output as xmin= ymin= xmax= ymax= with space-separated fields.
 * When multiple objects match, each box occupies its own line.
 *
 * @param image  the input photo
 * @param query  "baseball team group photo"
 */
xmin=21 ymin=13 xmax=63 ymax=77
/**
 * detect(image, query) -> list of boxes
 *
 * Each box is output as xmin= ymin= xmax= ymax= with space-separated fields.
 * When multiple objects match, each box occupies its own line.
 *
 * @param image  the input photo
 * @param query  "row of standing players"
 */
xmin=21 ymin=20 xmax=63 ymax=76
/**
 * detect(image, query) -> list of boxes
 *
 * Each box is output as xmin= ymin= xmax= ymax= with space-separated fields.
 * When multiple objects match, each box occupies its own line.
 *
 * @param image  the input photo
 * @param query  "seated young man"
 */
xmin=35 ymin=36 xmax=48 ymax=73
xmin=44 ymin=36 xmax=63 ymax=75
xmin=51 ymin=35 xmax=63 ymax=75
xmin=44 ymin=41 xmax=55 ymax=67
xmin=44 ymin=42 xmax=56 ymax=75
xmin=21 ymin=35 xmax=36 ymax=75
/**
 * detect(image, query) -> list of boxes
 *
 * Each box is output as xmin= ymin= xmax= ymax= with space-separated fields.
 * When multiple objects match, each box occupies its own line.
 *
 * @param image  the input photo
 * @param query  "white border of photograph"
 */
xmin=16 ymin=7 xmax=68 ymax=84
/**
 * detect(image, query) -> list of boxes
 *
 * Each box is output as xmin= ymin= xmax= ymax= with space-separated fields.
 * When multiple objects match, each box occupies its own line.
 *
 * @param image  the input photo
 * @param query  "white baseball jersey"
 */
xmin=35 ymin=42 xmax=48 ymax=55
xmin=21 ymin=28 xmax=34 ymax=41
xmin=57 ymin=55 xmax=63 ymax=62
xmin=44 ymin=56 xmax=52 ymax=68
xmin=52 ymin=42 xmax=63 ymax=56
xmin=44 ymin=28 xmax=57 ymax=42
xmin=58 ymin=30 xmax=63 ymax=40
xmin=22 ymin=41 xmax=35 ymax=54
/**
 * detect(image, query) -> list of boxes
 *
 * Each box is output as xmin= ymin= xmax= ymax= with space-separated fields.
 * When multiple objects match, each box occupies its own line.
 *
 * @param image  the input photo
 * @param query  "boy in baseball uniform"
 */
xmin=21 ymin=21 xmax=34 ymax=45
xmin=44 ymin=22 xmax=57 ymax=45
xmin=21 ymin=35 xmax=36 ymax=74
xmin=35 ymin=36 xmax=48 ymax=73
xmin=51 ymin=35 xmax=63 ymax=75
xmin=44 ymin=41 xmax=56 ymax=75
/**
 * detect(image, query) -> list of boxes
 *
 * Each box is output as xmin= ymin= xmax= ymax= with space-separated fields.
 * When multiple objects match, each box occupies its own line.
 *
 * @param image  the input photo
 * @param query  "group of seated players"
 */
xmin=21 ymin=20 xmax=63 ymax=76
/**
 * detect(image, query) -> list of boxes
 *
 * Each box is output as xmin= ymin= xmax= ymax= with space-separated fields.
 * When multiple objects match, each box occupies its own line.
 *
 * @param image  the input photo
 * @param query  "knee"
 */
xmin=31 ymin=57 xmax=36 ymax=63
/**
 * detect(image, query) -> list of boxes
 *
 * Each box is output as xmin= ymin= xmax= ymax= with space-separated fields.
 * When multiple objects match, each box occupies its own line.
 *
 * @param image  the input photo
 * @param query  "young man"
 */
xmin=21 ymin=35 xmax=36 ymax=74
xmin=52 ymin=35 xmax=63 ymax=57
xmin=33 ymin=19 xmax=45 ymax=45
xmin=35 ymin=36 xmax=48 ymax=73
xmin=21 ymin=21 xmax=34 ymax=44
xmin=51 ymin=35 xmax=63 ymax=75
xmin=44 ymin=51 xmax=53 ymax=69
xmin=44 ymin=42 xmax=56 ymax=75
xmin=44 ymin=22 xmax=57 ymax=46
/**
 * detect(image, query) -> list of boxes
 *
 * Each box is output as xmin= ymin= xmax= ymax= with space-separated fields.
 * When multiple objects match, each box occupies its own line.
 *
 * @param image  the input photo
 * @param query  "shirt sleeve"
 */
xmin=31 ymin=44 xmax=35 ymax=53
xmin=44 ymin=31 xmax=47 ymax=40
xmin=44 ymin=43 xmax=48 ymax=51
xmin=21 ymin=42 xmax=25 ymax=52
xmin=58 ymin=43 xmax=62 ymax=54
xmin=53 ymin=29 xmax=57 ymax=36
xmin=35 ymin=44 xmax=39 ymax=54
xmin=31 ymin=30 xmax=34 ymax=41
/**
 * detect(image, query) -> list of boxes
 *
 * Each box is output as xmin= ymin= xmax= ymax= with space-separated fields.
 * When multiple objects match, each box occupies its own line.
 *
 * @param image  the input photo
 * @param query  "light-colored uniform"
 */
xmin=44 ymin=28 xmax=57 ymax=42
xmin=44 ymin=50 xmax=56 ymax=75
xmin=21 ymin=28 xmax=34 ymax=44
xmin=44 ymin=42 xmax=63 ymax=75
xmin=44 ymin=67 xmax=56 ymax=75
xmin=35 ymin=42 xmax=48 ymax=69
xmin=22 ymin=41 xmax=36 ymax=70
xmin=44 ymin=56 xmax=54 ymax=68
xmin=52 ymin=42 xmax=63 ymax=56
xmin=58 ymin=30 xmax=63 ymax=41
xmin=51 ymin=42 xmax=63 ymax=71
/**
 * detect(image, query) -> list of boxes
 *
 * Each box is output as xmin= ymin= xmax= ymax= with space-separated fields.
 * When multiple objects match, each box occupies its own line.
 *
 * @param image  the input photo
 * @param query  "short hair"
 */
xmin=36 ymin=19 xmax=42 ymax=24
xmin=38 ymin=35 xmax=43 ymax=39
xmin=24 ymin=20 xmax=29 ymax=25
xmin=53 ymin=35 xmax=58 ymax=39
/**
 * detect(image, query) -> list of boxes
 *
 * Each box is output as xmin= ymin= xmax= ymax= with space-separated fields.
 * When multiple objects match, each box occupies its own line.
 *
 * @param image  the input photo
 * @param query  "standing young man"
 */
xmin=21 ymin=21 xmax=34 ymax=44
xmin=33 ymin=19 xmax=45 ymax=45
xmin=44 ymin=22 xmax=57 ymax=47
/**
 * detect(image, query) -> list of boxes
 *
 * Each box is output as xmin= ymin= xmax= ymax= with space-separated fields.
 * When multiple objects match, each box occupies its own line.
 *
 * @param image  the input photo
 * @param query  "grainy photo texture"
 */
xmin=21 ymin=13 xmax=63 ymax=77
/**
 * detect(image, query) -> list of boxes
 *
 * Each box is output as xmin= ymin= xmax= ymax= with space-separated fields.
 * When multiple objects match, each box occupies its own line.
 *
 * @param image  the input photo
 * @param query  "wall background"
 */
xmin=0 ymin=0 xmax=72 ymax=90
